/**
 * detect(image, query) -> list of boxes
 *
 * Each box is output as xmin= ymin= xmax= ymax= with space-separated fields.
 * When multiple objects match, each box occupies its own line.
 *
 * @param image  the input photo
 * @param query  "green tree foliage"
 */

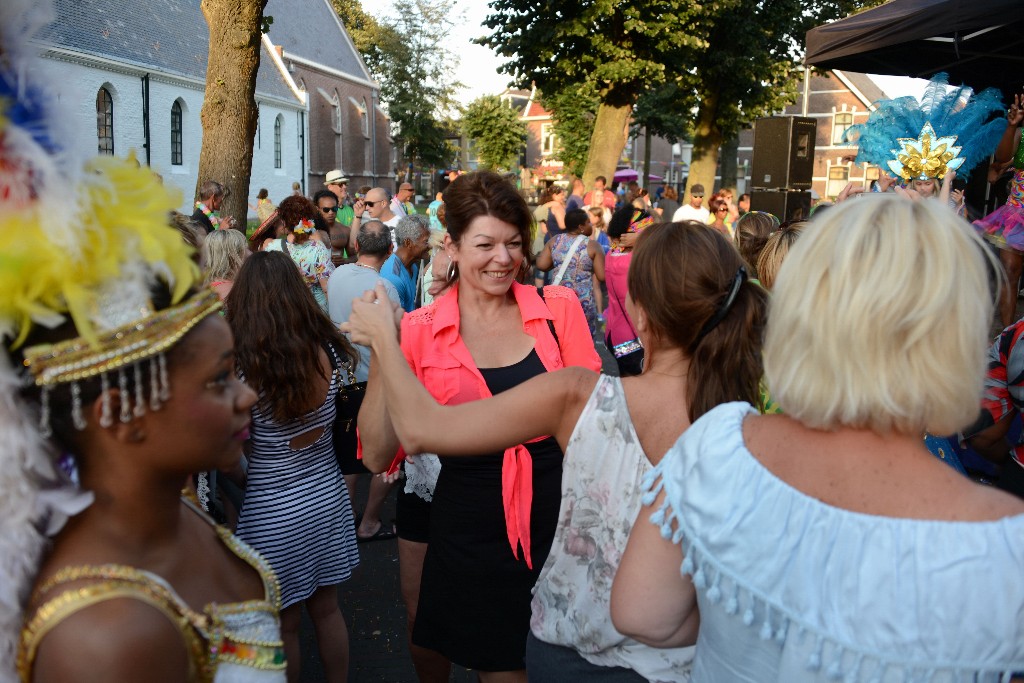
xmin=541 ymin=85 xmax=600 ymax=179
xmin=631 ymin=84 xmax=691 ymax=145
xmin=333 ymin=0 xmax=460 ymax=173
xmin=682 ymin=0 xmax=880 ymax=195
xmin=461 ymin=95 xmax=527 ymax=170
xmin=480 ymin=1 xmax=707 ymax=186
xmin=481 ymin=0 xmax=878 ymax=191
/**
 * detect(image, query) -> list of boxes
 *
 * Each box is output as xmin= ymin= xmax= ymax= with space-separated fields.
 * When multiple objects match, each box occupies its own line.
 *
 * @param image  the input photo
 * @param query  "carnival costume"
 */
xmin=844 ymin=72 xmax=1005 ymax=195
xmin=975 ymin=126 xmax=1024 ymax=252
xmin=0 ymin=1 xmax=285 ymax=680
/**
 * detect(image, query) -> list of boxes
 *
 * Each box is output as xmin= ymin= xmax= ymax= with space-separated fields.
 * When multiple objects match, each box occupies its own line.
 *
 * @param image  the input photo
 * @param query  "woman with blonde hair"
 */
xmin=755 ymin=220 xmax=805 ymax=291
xmin=612 ymin=195 xmax=1024 ymax=681
xmin=202 ymin=228 xmax=249 ymax=300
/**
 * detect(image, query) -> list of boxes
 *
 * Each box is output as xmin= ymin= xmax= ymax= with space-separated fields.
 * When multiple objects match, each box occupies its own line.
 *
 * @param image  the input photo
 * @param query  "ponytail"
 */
xmin=687 ymin=277 xmax=768 ymax=420
xmin=629 ymin=221 xmax=769 ymax=422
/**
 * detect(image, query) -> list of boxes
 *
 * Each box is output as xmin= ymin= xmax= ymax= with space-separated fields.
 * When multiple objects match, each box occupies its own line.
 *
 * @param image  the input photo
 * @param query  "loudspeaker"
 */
xmin=751 ymin=190 xmax=812 ymax=223
xmin=750 ymin=117 xmax=816 ymax=190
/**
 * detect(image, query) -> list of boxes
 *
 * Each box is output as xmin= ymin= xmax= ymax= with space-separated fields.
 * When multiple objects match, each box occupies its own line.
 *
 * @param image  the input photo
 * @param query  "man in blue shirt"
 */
xmin=381 ymin=214 xmax=431 ymax=311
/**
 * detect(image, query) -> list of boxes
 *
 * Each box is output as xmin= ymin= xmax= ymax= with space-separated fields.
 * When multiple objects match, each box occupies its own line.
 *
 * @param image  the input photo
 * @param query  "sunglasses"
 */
xmin=693 ymin=195 xmax=704 ymax=199
xmin=716 ymin=206 xmax=729 ymax=212
xmin=363 ymin=200 xmax=382 ymax=207
xmin=320 ymin=206 xmax=339 ymax=213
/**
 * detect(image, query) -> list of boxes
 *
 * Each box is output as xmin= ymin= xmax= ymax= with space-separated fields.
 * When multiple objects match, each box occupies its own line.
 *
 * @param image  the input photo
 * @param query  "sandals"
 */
xmin=356 ymin=520 xmax=397 ymax=543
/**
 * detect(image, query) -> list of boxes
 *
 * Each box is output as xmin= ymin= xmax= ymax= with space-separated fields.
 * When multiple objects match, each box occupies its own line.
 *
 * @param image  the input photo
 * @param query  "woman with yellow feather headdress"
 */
xmin=0 ymin=1 xmax=287 ymax=681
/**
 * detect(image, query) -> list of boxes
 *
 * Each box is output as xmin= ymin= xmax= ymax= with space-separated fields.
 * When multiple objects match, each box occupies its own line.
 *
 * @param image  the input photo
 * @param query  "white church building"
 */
xmin=33 ymin=0 xmax=387 ymax=217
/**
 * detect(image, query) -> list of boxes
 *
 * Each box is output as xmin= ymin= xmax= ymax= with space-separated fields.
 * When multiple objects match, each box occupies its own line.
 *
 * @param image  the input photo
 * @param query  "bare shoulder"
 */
xmin=962 ymin=479 xmax=1024 ymax=519
xmin=31 ymin=595 xmax=191 ymax=682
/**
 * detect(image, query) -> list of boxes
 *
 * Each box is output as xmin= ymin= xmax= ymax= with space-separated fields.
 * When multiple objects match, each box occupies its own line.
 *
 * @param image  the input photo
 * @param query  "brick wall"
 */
xmin=296 ymin=64 xmax=394 ymax=195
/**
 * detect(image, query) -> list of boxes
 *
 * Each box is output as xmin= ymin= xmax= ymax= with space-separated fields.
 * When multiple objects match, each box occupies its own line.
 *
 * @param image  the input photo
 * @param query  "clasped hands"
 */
xmin=340 ymin=282 xmax=404 ymax=347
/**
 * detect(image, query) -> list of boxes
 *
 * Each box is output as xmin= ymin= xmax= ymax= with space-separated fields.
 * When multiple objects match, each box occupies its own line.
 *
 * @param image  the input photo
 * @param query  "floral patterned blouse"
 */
xmin=530 ymin=374 xmax=694 ymax=681
xmin=265 ymin=238 xmax=334 ymax=311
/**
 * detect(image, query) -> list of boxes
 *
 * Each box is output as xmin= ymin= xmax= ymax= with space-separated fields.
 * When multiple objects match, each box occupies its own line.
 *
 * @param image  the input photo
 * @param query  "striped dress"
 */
xmin=235 ymin=360 xmax=359 ymax=608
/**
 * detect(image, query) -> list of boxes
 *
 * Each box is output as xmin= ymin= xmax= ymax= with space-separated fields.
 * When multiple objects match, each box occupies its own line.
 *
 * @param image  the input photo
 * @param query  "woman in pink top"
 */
xmin=603 ymin=207 xmax=654 ymax=377
xmin=359 ymin=171 xmax=600 ymax=682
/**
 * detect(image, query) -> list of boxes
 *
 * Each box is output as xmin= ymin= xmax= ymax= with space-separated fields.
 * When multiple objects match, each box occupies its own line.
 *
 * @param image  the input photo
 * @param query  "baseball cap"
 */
xmin=690 ymin=184 xmax=705 ymax=197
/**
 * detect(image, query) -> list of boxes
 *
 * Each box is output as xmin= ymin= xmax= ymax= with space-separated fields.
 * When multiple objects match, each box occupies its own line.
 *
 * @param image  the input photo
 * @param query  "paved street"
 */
xmin=298 ymin=478 xmax=474 ymax=682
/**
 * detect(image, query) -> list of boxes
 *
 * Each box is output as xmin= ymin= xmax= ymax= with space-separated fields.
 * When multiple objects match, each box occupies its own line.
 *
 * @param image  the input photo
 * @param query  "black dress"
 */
xmin=412 ymin=349 xmax=563 ymax=671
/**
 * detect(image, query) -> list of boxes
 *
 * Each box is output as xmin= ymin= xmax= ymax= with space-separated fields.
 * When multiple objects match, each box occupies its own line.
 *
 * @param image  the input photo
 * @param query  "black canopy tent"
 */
xmin=805 ymin=0 xmax=1024 ymax=96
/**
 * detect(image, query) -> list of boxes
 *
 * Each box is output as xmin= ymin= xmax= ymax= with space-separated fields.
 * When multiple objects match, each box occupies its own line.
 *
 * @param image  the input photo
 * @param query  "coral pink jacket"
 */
xmin=398 ymin=281 xmax=601 ymax=567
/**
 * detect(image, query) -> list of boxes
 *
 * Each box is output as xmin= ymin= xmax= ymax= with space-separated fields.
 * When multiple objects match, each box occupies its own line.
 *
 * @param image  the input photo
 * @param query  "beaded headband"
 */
xmin=22 ymin=288 xmax=221 ymax=434
xmin=22 ymin=288 xmax=221 ymax=387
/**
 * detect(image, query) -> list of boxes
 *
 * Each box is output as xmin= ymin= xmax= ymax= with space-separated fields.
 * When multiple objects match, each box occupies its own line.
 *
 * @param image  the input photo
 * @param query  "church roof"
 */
xmin=35 ymin=0 xmax=368 ymax=103
xmin=264 ymin=0 xmax=373 ymax=83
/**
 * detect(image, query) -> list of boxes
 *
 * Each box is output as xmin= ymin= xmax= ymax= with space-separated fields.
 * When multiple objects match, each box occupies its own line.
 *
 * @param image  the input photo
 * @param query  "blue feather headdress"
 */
xmin=844 ymin=73 xmax=1006 ymax=181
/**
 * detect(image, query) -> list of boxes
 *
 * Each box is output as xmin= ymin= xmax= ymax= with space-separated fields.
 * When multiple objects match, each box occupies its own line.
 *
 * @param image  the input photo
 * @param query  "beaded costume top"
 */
xmin=17 ymin=499 xmax=286 ymax=682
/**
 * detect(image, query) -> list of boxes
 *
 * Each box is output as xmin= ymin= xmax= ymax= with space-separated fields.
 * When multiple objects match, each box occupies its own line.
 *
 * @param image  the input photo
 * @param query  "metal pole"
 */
xmin=802 ymin=64 xmax=810 ymax=117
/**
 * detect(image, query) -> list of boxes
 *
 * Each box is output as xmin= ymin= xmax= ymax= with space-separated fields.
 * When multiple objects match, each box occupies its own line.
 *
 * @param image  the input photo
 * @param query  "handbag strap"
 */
xmin=552 ymin=234 xmax=586 ymax=285
xmin=535 ymin=286 xmax=560 ymax=348
xmin=324 ymin=342 xmax=355 ymax=389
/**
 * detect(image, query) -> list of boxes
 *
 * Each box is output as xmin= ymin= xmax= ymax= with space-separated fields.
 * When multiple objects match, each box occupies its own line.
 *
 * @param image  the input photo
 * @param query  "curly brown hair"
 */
xmin=227 ymin=251 xmax=356 ymax=422
xmin=276 ymin=195 xmax=319 ymax=245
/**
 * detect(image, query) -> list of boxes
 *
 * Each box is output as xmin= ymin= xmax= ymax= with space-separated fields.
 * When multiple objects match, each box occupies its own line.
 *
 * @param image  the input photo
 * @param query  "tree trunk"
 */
xmin=196 ymin=0 xmax=267 ymax=226
xmin=642 ymin=126 xmax=652 ymax=189
xmin=719 ymin=133 xmax=738 ymax=191
xmin=582 ymin=102 xmax=631 ymax=189
xmin=688 ymin=89 xmax=723 ymax=197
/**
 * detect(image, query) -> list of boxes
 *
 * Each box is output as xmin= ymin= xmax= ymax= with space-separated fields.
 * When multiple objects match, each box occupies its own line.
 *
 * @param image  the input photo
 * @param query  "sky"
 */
xmin=367 ymin=2 xmax=932 ymax=107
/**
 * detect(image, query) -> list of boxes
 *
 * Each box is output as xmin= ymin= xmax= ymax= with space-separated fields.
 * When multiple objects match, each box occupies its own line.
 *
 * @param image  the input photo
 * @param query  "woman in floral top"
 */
xmin=344 ymin=221 xmax=769 ymax=682
xmin=265 ymin=195 xmax=334 ymax=312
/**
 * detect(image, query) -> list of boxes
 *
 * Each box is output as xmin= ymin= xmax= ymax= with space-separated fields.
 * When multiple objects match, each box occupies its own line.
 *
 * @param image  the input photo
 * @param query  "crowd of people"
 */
xmin=3 ymin=7 xmax=1024 ymax=680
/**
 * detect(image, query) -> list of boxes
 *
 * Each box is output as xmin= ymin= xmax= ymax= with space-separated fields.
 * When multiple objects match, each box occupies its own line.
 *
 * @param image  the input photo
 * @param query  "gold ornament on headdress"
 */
xmin=887 ymin=122 xmax=965 ymax=181
xmin=22 ymin=289 xmax=221 ymax=387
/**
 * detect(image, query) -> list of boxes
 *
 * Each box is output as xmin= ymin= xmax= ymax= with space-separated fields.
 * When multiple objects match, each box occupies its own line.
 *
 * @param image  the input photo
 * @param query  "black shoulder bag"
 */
xmin=325 ymin=343 xmax=366 ymax=471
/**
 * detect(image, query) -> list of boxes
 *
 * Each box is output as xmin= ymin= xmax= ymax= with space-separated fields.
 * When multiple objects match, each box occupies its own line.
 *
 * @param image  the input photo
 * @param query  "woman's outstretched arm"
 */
xmin=344 ymin=284 xmax=597 ymax=457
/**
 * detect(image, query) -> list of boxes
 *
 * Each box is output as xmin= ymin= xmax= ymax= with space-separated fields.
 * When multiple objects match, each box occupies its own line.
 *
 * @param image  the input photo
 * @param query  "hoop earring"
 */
xmin=446 ymin=260 xmax=459 ymax=283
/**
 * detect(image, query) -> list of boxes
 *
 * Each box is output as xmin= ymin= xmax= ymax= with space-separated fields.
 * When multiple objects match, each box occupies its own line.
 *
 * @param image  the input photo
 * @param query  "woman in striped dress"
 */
xmin=227 ymin=251 xmax=360 ymax=683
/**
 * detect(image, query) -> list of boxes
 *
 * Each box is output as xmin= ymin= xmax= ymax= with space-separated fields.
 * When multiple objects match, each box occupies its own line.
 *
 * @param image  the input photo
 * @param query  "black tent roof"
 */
xmin=805 ymin=0 xmax=1024 ymax=96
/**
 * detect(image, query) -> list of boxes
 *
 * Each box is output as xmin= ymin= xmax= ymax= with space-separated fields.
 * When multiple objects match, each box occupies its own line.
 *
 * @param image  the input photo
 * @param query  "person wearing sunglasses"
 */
xmin=350 ymin=187 xmax=400 ymax=252
xmin=315 ymin=189 xmax=353 ymax=267
xmin=708 ymin=196 xmax=731 ymax=237
xmin=671 ymin=183 xmax=710 ymax=223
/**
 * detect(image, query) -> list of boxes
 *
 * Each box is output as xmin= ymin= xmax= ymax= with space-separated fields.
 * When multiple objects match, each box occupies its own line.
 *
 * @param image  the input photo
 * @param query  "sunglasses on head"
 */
xmin=321 ymin=206 xmax=339 ymax=213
